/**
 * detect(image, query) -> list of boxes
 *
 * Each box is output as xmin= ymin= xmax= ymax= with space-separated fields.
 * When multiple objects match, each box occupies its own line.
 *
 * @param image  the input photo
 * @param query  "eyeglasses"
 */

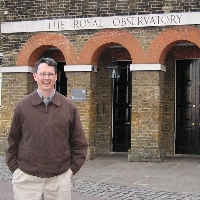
xmin=36 ymin=73 xmax=56 ymax=78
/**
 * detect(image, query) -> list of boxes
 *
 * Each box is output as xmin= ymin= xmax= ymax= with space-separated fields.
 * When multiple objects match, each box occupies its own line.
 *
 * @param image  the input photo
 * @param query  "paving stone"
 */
xmin=1 ymin=155 xmax=200 ymax=200
xmin=71 ymin=181 xmax=200 ymax=200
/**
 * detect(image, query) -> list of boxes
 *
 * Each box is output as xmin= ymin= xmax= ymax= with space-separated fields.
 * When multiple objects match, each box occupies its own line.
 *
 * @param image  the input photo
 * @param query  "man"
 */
xmin=5 ymin=57 xmax=88 ymax=200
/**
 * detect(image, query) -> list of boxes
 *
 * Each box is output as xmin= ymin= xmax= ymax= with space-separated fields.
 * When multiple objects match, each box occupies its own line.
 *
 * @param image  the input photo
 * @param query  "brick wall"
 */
xmin=163 ymin=52 xmax=176 ymax=155
xmin=66 ymin=53 xmax=112 ymax=156
xmin=95 ymin=51 xmax=112 ymax=154
xmin=0 ymin=73 xmax=34 ymax=154
xmin=129 ymin=70 xmax=165 ymax=162
xmin=1 ymin=0 xmax=200 ymax=159
xmin=2 ymin=33 xmax=35 ymax=66
xmin=66 ymin=72 xmax=98 ymax=159
xmin=2 ymin=0 xmax=200 ymax=22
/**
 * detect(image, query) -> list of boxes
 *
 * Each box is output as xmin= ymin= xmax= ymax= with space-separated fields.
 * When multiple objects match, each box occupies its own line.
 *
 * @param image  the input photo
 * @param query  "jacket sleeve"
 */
xmin=69 ymin=108 xmax=88 ymax=175
xmin=5 ymin=103 xmax=22 ymax=173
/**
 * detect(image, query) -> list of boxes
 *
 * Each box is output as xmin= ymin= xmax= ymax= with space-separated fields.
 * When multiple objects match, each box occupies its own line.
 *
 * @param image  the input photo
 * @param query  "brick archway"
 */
xmin=146 ymin=26 xmax=200 ymax=64
xmin=16 ymin=32 xmax=78 ymax=67
xmin=79 ymin=29 xmax=145 ymax=66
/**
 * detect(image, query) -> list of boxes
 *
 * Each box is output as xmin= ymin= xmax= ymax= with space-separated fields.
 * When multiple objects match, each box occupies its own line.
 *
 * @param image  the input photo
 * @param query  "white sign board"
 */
xmin=1 ymin=12 xmax=199 ymax=33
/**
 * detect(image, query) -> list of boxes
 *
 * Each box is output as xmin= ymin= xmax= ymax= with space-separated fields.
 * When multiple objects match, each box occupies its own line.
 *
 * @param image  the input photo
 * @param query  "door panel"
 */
xmin=56 ymin=62 xmax=67 ymax=96
xmin=113 ymin=61 xmax=131 ymax=152
xmin=176 ymin=59 xmax=200 ymax=154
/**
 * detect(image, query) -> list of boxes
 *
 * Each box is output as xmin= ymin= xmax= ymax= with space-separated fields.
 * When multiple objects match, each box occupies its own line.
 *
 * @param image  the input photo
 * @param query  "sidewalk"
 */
xmin=1 ymin=153 xmax=200 ymax=199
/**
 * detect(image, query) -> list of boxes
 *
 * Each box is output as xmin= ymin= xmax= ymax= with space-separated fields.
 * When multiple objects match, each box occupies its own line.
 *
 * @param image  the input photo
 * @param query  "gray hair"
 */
xmin=34 ymin=57 xmax=57 ymax=73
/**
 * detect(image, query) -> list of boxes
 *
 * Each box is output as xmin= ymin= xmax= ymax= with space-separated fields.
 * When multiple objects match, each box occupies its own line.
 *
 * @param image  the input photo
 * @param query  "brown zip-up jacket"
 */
xmin=5 ymin=91 xmax=88 ymax=178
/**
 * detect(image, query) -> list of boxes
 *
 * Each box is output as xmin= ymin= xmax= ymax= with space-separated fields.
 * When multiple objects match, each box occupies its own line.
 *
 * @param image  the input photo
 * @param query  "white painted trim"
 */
xmin=130 ymin=64 xmax=166 ymax=72
xmin=64 ymin=65 xmax=93 ymax=72
xmin=1 ymin=12 xmax=199 ymax=33
xmin=0 ymin=66 xmax=34 ymax=73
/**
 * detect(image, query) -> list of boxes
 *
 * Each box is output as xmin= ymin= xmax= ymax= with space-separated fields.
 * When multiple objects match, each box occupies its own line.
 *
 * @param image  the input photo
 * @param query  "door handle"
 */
xmin=125 ymin=122 xmax=130 ymax=124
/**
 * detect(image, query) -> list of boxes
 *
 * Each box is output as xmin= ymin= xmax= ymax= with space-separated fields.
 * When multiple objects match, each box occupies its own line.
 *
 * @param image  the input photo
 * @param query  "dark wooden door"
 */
xmin=113 ymin=61 xmax=131 ymax=152
xmin=56 ymin=62 xmax=67 ymax=96
xmin=176 ymin=59 xmax=200 ymax=154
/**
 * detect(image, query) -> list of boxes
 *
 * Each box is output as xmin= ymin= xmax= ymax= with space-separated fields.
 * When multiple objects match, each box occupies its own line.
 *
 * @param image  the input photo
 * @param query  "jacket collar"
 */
xmin=30 ymin=90 xmax=61 ymax=106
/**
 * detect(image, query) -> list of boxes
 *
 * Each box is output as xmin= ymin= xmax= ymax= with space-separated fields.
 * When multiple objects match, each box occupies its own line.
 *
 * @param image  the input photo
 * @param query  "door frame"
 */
xmin=112 ymin=60 xmax=132 ymax=152
xmin=175 ymin=58 xmax=200 ymax=155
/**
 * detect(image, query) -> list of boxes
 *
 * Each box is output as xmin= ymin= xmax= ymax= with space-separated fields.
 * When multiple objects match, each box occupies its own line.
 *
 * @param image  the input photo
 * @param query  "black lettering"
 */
xmin=170 ymin=15 xmax=176 ymax=24
xmin=60 ymin=21 xmax=65 ymax=29
xmin=92 ymin=20 xmax=98 ymax=27
xmin=86 ymin=19 xmax=93 ymax=27
xmin=113 ymin=18 xmax=120 ymax=26
xmin=48 ymin=21 xmax=52 ymax=29
xmin=126 ymin=17 xmax=132 ymax=25
xmin=121 ymin=18 xmax=126 ymax=26
xmin=138 ymin=16 xmax=144 ymax=25
xmin=149 ymin=16 xmax=156 ymax=24
xmin=143 ymin=16 xmax=149 ymax=24
xmin=176 ymin=14 xmax=182 ymax=23
xmin=80 ymin=20 xmax=87 ymax=28
xmin=156 ymin=16 xmax=160 ymax=24
xmin=74 ymin=20 xmax=79 ymax=28
xmin=161 ymin=15 xmax=169 ymax=24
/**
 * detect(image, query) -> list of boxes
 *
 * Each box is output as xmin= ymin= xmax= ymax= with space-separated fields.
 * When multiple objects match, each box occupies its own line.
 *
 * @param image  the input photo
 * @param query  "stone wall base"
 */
xmin=128 ymin=149 xmax=165 ymax=163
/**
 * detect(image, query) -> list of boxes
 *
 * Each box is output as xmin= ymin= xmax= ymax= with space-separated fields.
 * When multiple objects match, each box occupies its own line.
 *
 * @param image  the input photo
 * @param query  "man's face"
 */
xmin=33 ymin=63 xmax=57 ymax=93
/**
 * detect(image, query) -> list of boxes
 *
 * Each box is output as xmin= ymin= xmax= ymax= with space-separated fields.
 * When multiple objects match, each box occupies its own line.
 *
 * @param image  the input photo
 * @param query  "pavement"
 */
xmin=1 ymin=153 xmax=200 ymax=200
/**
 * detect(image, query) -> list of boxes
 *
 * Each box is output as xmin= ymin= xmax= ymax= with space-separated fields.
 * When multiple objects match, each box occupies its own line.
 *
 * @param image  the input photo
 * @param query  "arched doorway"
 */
xmin=146 ymin=26 xmax=200 ymax=157
xmin=175 ymin=58 xmax=200 ymax=154
xmin=168 ymin=42 xmax=200 ymax=155
xmin=79 ymin=29 xmax=144 ymax=155
xmin=97 ymin=46 xmax=132 ymax=152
